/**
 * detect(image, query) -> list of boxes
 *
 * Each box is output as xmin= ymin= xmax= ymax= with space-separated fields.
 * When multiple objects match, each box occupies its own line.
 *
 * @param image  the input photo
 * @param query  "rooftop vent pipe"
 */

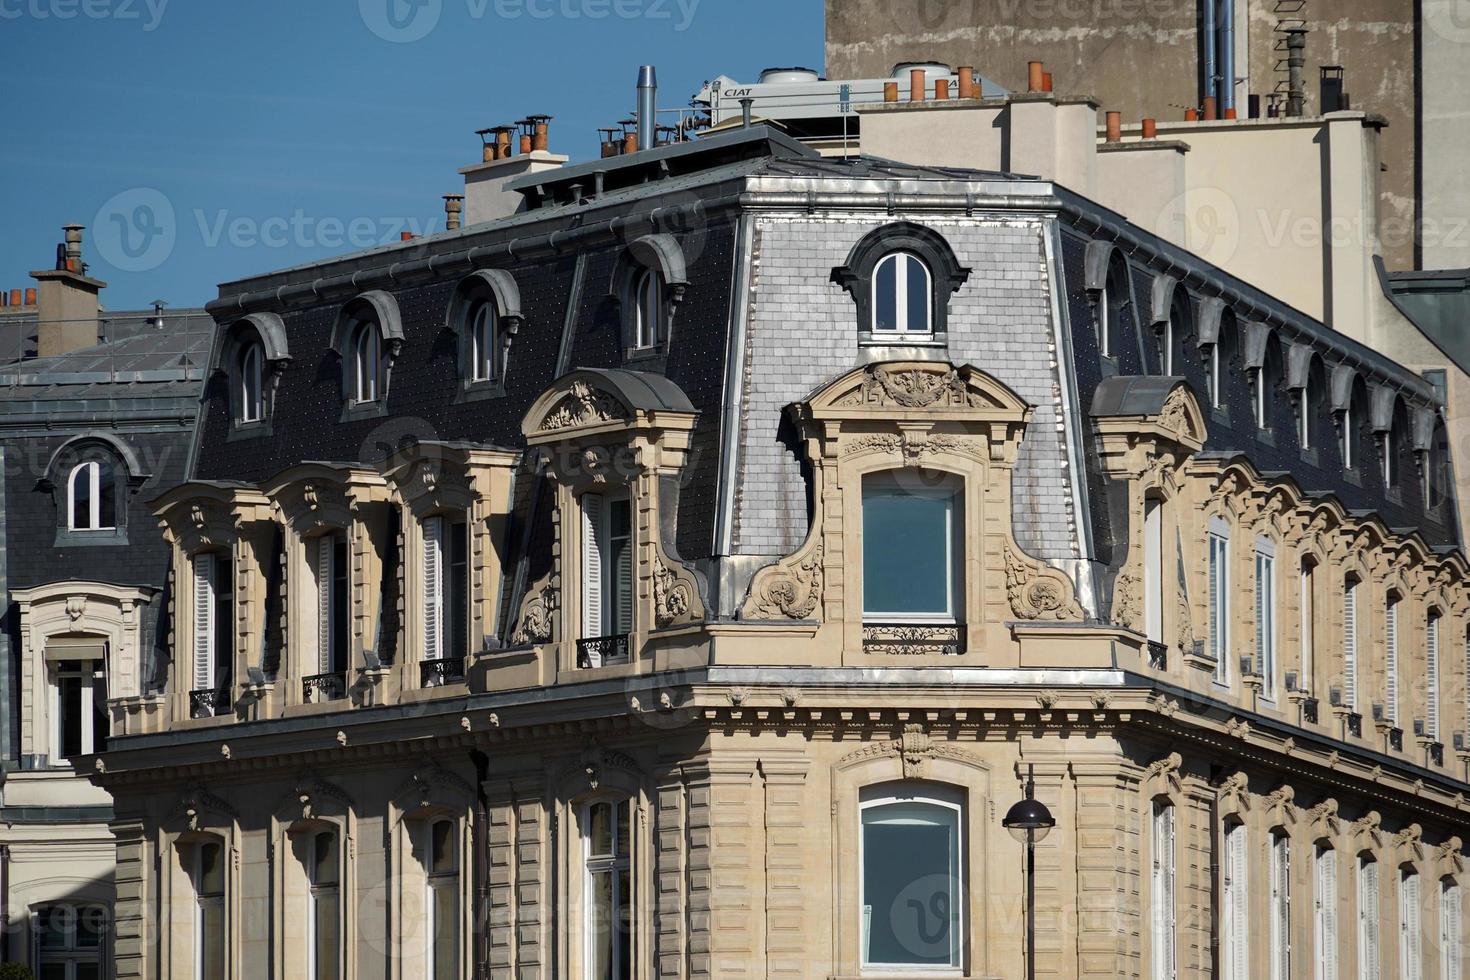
xmin=1285 ymin=28 xmax=1307 ymax=117
xmin=637 ymin=65 xmax=657 ymax=153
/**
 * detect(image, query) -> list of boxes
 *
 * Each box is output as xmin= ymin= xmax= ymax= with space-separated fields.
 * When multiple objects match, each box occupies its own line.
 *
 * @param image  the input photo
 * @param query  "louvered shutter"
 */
xmin=423 ymin=517 xmax=443 ymax=661
xmin=316 ymin=536 xmax=333 ymax=673
xmin=1319 ymin=848 xmax=1338 ymax=980
xmin=1209 ymin=536 xmax=1223 ymax=680
xmin=1362 ymin=860 xmax=1381 ymax=980
xmin=1225 ymin=823 xmax=1249 ymax=980
xmin=582 ymin=494 xmax=604 ymax=640
xmin=1344 ymin=584 xmax=1358 ymax=709
xmin=1272 ymin=835 xmax=1291 ymax=980
xmin=1255 ymin=554 xmax=1266 ymax=678
xmin=193 ymin=554 xmax=216 ymax=691
xmin=1444 ymin=885 xmax=1462 ymax=980
xmin=1427 ymin=616 xmax=1440 ymax=741
xmin=1407 ymin=873 xmax=1423 ymax=980
xmin=1386 ymin=600 xmax=1400 ymax=724
xmin=1156 ymin=804 xmax=1175 ymax=980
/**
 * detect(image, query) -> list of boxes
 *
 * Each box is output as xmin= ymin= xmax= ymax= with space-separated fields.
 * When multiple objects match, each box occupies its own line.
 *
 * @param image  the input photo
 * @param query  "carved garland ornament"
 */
xmin=539 ymin=380 xmax=629 ymax=431
xmin=836 ymin=365 xmax=982 ymax=410
xmin=511 ymin=576 xmax=556 ymax=646
xmin=836 ymin=724 xmax=980 ymax=778
xmin=1003 ymin=539 xmax=1084 ymax=621
xmin=842 ymin=432 xmax=985 ymax=463
xmin=743 ymin=540 xmax=824 ymax=621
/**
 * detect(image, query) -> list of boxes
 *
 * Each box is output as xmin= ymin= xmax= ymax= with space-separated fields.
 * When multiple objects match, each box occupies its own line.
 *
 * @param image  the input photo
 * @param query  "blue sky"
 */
xmin=0 ymin=0 xmax=824 ymax=311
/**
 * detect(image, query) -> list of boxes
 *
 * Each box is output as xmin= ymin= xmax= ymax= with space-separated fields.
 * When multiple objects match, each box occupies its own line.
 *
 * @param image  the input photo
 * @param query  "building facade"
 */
xmin=0 ymin=227 xmax=208 ymax=975
xmin=84 ymin=128 xmax=1470 ymax=979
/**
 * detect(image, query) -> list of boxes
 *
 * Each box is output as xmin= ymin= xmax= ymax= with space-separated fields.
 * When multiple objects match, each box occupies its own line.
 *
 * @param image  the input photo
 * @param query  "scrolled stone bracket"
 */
xmin=1003 ymin=537 xmax=1084 ymax=621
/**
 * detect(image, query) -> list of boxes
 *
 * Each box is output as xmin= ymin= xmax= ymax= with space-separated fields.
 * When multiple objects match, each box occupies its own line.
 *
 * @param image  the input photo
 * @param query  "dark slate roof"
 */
xmin=565 ymin=368 xmax=697 ymax=414
xmin=1382 ymin=264 xmax=1470 ymax=376
xmin=0 ymin=309 xmax=212 ymax=400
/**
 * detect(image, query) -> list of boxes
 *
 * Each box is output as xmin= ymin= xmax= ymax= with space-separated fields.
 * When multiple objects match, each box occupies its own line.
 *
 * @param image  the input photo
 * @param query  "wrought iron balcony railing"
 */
xmin=1301 ymin=697 xmax=1319 ymax=726
xmin=302 ymin=671 xmax=347 ymax=703
xmin=577 ymin=634 xmax=631 ymax=669
xmin=1430 ymin=742 xmax=1445 ymax=767
xmin=420 ymin=656 xmax=467 ymax=687
xmin=1146 ymin=641 xmax=1167 ymax=670
xmin=1346 ymin=712 xmax=1363 ymax=739
xmin=189 ymin=688 xmax=221 ymax=719
xmin=1388 ymin=727 xmax=1404 ymax=752
xmin=862 ymin=622 xmax=965 ymax=656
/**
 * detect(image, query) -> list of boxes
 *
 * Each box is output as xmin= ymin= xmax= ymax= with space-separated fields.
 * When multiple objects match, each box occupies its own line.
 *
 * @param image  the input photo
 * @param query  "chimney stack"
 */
xmin=637 ymin=65 xmax=657 ymax=153
xmin=909 ymin=67 xmax=926 ymax=102
xmin=1285 ymin=28 xmax=1307 ymax=117
xmin=1105 ymin=111 xmax=1122 ymax=142
xmin=444 ymin=194 xmax=464 ymax=231
xmin=1027 ymin=61 xmax=1045 ymax=93
xmin=458 ymin=120 xmax=568 ymax=224
xmin=957 ymin=66 xmax=976 ymax=99
xmin=31 ymin=224 xmax=105 ymax=357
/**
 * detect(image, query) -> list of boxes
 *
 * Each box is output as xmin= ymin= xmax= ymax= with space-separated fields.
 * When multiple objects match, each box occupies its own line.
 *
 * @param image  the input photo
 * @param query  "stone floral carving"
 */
xmin=743 ymin=540 xmax=824 ymax=621
xmin=511 ymin=577 xmax=556 ymax=646
xmin=1176 ymin=589 xmax=1195 ymax=650
xmin=652 ymin=555 xmax=695 ymax=628
xmin=837 ymin=364 xmax=980 ymax=410
xmin=842 ymin=432 xmax=985 ymax=463
xmin=835 ymin=724 xmax=981 ymax=777
xmin=1111 ymin=569 xmax=1142 ymax=630
xmin=540 ymin=380 xmax=629 ymax=431
xmin=1003 ymin=539 xmax=1084 ymax=621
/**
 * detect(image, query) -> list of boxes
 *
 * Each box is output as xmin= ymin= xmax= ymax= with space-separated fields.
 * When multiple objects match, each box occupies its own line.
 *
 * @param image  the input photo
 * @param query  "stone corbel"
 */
xmin=651 ymin=552 xmax=702 ymax=629
xmin=742 ymin=532 xmax=825 ymax=622
xmin=510 ymin=575 xmax=557 ymax=647
xmin=1003 ymin=537 xmax=1084 ymax=621
xmin=1264 ymin=784 xmax=1296 ymax=828
xmin=1307 ymin=798 xmax=1340 ymax=841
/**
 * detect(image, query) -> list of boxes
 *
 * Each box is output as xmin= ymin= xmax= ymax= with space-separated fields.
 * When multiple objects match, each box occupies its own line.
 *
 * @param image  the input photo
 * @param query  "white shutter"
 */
xmin=316 ymin=536 xmax=333 ymax=674
xmin=1318 ymin=848 xmax=1338 ymax=980
xmin=1224 ymin=822 xmax=1249 ymax=980
xmin=1209 ymin=535 xmax=1223 ymax=680
xmin=423 ymin=517 xmax=443 ymax=660
xmin=1344 ymin=583 xmax=1358 ymax=709
xmin=581 ymin=494 xmax=604 ymax=640
xmin=192 ymin=555 xmax=216 ymax=691
xmin=1401 ymin=872 xmax=1422 ymax=980
xmin=1386 ymin=600 xmax=1400 ymax=724
xmin=1427 ymin=615 xmax=1441 ymax=741
xmin=1443 ymin=885 xmax=1461 ymax=980
xmin=1152 ymin=804 xmax=1176 ymax=980
xmin=1361 ymin=860 xmax=1381 ymax=980
xmin=1271 ymin=834 xmax=1291 ymax=980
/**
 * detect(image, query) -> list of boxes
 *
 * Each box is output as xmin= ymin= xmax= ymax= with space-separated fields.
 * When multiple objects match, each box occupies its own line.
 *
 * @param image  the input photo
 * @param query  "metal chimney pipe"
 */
xmin=63 ymin=224 xmax=84 ymax=271
xmin=739 ymin=97 xmax=754 ymax=129
xmin=637 ymin=65 xmax=657 ymax=152
xmin=1218 ymin=0 xmax=1235 ymax=114
xmin=1286 ymin=29 xmax=1307 ymax=117
xmin=1202 ymin=0 xmax=1217 ymax=107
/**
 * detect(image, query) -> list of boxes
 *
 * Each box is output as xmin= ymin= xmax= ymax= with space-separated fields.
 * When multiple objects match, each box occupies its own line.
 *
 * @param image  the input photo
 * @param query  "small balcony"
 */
xmin=1146 ymin=640 xmax=1167 ymax=670
xmin=189 ymin=688 xmax=222 ymax=720
xmin=1346 ymin=712 xmax=1363 ymax=739
xmin=302 ymin=671 xmax=347 ymax=703
xmin=1387 ymin=727 xmax=1404 ymax=752
xmin=862 ymin=622 xmax=966 ymax=656
xmin=577 ymin=634 xmax=630 ymax=669
xmin=1430 ymin=742 xmax=1445 ymax=767
xmin=420 ymin=656 xmax=466 ymax=688
xmin=1301 ymin=697 xmax=1319 ymax=726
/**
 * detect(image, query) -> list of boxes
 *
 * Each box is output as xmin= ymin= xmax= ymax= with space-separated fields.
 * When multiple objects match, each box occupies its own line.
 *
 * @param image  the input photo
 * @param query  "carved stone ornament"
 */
xmin=835 ymin=723 xmax=980 ymax=778
xmin=837 ymin=364 xmax=982 ymax=409
xmin=1307 ymin=798 xmax=1340 ymax=837
xmin=511 ymin=576 xmax=556 ymax=646
xmin=1144 ymin=752 xmax=1183 ymax=791
xmin=1003 ymin=538 xmax=1084 ymax=621
xmin=1264 ymin=784 xmax=1296 ymax=820
xmin=1111 ymin=569 xmax=1142 ymax=630
xmin=1176 ymin=589 xmax=1195 ymax=650
xmin=743 ymin=539 xmax=824 ymax=621
xmin=539 ymin=380 xmax=630 ymax=431
xmin=1157 ymin=386 xmax=1199 ymax=441
xmin=65 ymin=596 xmax=87 ymax=622
xmin=842 ymin=432 xmax=985 ymax=463
xmin=652 ymin=555 xmax=697 ymax=629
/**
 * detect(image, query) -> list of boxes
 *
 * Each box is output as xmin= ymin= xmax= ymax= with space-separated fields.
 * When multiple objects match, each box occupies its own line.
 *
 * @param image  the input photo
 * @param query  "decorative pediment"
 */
xmin=390 ymin=763 xmax=476 ymax=813
xmin=274 ymin=774 xmax=355 ymax=825
xmin=804 ymin=361 xmax=1032 ymax=420
xmin=167 ymin=784 xmax=239 ymax=832
xmin=555 ymin=739 xmax=643 ymax=794
xmin=834 ymin=723 xmax=983 ymax=778
xmin=1003 ymin=538 xmax=1085 ymax=621
xmin=380 ymin=441 xmax=512 ymax=519
xmin=540 ymin=380 xmax=631 ymax=432
xmin=152 ymin=482 xmax=271 ymax=552
xmin=523 ymin=368 xmax=697 ymax=441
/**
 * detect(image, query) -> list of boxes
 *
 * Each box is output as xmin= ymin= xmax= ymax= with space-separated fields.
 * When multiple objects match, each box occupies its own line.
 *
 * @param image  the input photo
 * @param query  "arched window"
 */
xmin=1427 ymin=611 xmax=1442 ymax=743
xmin=424 ymin=818 xmax=459 ymax=980
xmin=183 ymin=839 xmax=226 ymax=980
xmin=632 ymin=268 xmax=663 ymax=350
xmin=1425 ymin=421 xmax=1450 ymax=511
xmin=1385 ymin=591 xmax=1401 ymax=726
xmin=1222 ymin=820 xmax=1250 ymax=979
xmin=1441 ymin=880 xmax=1462 ymax=980
xmin=1314 ymin=847 xmax=1339 ymax=978
xmin=1298 ymin=356 xmax=1326 ymax=450
xmin=859 ymin=784 xmax=963 ymax=968
xmin=1150 ymin=800 xmax=1177 ymax=980
xmin=1299 ymin=557 xmax=1316 ymax=693
xmin=1357 ymin=856 xmax=1381 ymax=974
xmin=468 ymin=300 xmax=497 ymax=382
xmin=1343 ymin=575 xmax=1360 ymax=711
xmin=872 ymin=251 xmax=933 ymax=336
xmin=349 ymin=319 xmax=382 ymax=404
xmin=582 ymin=798 xmax=634 ymax=979
xmin=1250 ymin=329 xmax=1283 ymax=432
xmin=1268 ymin=830 xmax=1291 ymax=980
xmin=1340 ymin=379 xmax=1368 ymax=473
xmin=1381 ymin=398 xmax=1409 ymax=491
xmin=1399 ymin=868 xmax=1423 ymax=979
xmin=239 ymin=342 xmax=265 ymax=423
xmin=68 ymin=460 xmax=116 ymax=531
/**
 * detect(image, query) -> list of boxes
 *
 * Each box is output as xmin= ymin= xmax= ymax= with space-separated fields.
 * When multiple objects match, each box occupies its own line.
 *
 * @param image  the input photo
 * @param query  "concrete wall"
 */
xmin=1421 ymin=2 xmax=1470 ymax=270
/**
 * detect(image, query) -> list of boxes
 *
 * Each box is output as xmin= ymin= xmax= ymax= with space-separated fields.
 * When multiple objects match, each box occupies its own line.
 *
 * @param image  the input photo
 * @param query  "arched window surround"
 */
xmin=212 ymin=313 xmax=291 ymax=436
xmin=446 ymin=269 xmax=522 ymax=401
xmin=609 ymin=233 xmax=688 ymax=364
xmin=43 ymin=434 xmax=146 ymax=546
xmin=832 ymin=221 xmax=971 ymax=347
xmin=330 ymin=291 xmax=405 ymax=420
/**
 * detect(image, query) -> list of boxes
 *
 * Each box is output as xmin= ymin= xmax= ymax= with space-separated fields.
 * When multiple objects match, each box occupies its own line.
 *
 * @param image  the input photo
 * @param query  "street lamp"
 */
xmin=1003 ymin=765 xmax=1055 ymax=980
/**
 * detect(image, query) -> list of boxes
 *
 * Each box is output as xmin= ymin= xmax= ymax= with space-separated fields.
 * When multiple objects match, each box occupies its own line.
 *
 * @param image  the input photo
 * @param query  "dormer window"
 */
xmin=579 ymin=491 xmax=634 ymax=666
xmin=239 ymin=342 xmax=265 ymax=423
xmin=348 ymin=318 xmax=382 ymax=404
xmin=468 ymin=301 xmax=498 ymax=383
xmin=69 ymin=460 xmax=117 ymax=531
xmin=872 ymin=251 xmax=932 ymax=336
xmin=632 ymin=269 xmax=663 ymax=351
xmin=332 ymin=292 xmax=403 ymax=418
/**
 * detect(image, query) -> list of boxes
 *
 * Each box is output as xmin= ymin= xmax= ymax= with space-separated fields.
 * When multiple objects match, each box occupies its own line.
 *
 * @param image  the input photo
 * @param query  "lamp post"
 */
xmin=1002 ymin=765 xmax=1055 ymax=980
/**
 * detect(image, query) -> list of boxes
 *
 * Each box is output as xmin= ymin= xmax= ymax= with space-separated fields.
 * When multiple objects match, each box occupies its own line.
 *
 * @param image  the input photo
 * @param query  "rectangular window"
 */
xmin=1151 ymin=802 xmax=1176 ymax=980
xmin=863 ymin=473 xmax=959 ymax=620
xmin=1359 ymin=857 xmax=1381 ymax=980
xmin=1315 ymin=847 xmax=1338 ymax=980
xmin=1427 ymin=613 xmax=1441 ymax=743
xmin=313 ymin=534 xmax=349 ymax=677
xmin=584 ymin=799 xmax=633 ymax=980
xmin=1442 ymin=883 xmax=1462 ymax=980
xmin=1344 ymin=580 xmax=1359 ymax=711
xmin=1300 ymin=560 xmax=1315 ymax=692
xmin=422 ymin=516 xmax=470 ymax=665
xmin=581 ymin=494 xmax=634 ymax=651
xmin=1223 ymin=821 xmax=1249 ymax=980
xmin=1144 ymin=498 xmax=1164 ymax=645
xmin=1256 ymin=540 xmax=1277 ymax=698
xmin=307 ymin=831 xmax=340 ymax=980
xmin=1400 ymin=870 xmax=1422 ymax=980
xmin=1386 ymin=597 xmax=1400 ymax=726
xmin=192 ymin=554 xmax=217 ymax=695
xmin=52 ymin=659 xmax=103 ymax=761
xmin=187 ymin=840 xmax=226 ymax=980
xmin=1270 ymin=832 xmax=1291 ymax=980
xmin=861 ymin=793 xmax=962 ymax=968
xmin=1209 ymin=523 xmax=1231 ymax=684
xmin=425 ymin=820 xmax=458 ymax=980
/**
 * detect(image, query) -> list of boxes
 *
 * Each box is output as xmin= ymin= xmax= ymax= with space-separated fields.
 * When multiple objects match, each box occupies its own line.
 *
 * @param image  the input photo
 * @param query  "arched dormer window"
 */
xmin=69 ymin=460 xmax=116 ymax=531
xmin=331 ymin=291 xmax=404 ymax=419
xmin=632 ymin=267 xmax=663 ymax=351
xmin=212 ymin=313 xmax=290 ymax=433
xmin=1196 ymin=299 xmax=1238 ymax=411
xmin=1293 ymin=352 xmax=1327 ymax=452
xmin=1246 ymin=326 xmax=1283 ymax=433
xmin=1334 ymin=371 xmax=1369 ymax=474
xmin=832 ymin=221 xmax=970 ymax=347
xmin=239 ymin=342 xmax=265 ymax=424
xmin=469 ymin=301 xmax=497 ymax=382
xmin=872 ymin=251 xmax=933 ymax=336
xmin=45 ymin=435 xmax=145 ymax=545
xmin=610 ymin=234 xmax=688 ymax=363
xmin=1150 ymin=274 xmax=1190 ymax=377
xmin=349 ymin=318 xmax=381 ymax=404
xmin=447 ymin=269 xmax=522 ymax=399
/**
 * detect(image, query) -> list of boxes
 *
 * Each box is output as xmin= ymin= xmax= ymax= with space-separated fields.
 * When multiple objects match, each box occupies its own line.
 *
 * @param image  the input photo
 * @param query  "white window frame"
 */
xmin=580 ymin=492 xmax=634 ymax=651
xmin=1359 ymin=856 xmax=1382 ymax=980
xmin=1252 ymin=367 xmax=1268 ymax=429
xmin=306 ymin=830 xmax=340 ymax=980
xmin=1441 ymin=881 xmax=1461 ymax=980
xmin=192 ymin=553 xmax=218 ymax=696
xmin=1208 ymin=516 xmax=1231 ymax=685
xmin=1223 ymin=820 xmax=1250 ymax=980
xmin=582 ymin=798 xmax=633 ymax=980
xmin=350 ymin=322 xmax=381 ymax=404
xmin=1299 ymin=375 xmax=1312 ymax=449
xmin=1256 ymin=536 xmax=1277 ymax=699
xmin=423 ymin=517 xmax=444 ymax=662
xmin=1427 ymin=612 xmax=1441 ymax=743
xmin=1144 ymin=497 xmax=1164 ymax=645
xmin=48 ymin=660 xmax=100 ymax=762
xmin=311 ymin=533 xmax=346 ymax=677
xmin=858 ymin=788 xmax=963 ymax=970
xmin=1161 ymin=315 xmax=1174 ymax=376
xmin=871 ymin=251 xmax=934 ymax=337
xmin=1151 ymin=800 xmax=1176 ymax=980
xmin=1401 ymin=869 xmax=1423 ymax=980
xmin=424 ymin=818 xmax=459 ymax=980
xmin=1270 ymin=831 xmax=1292 ymax=980
xmin=469 ymin=301 xmax=497 ymax=382
xmin=632 ymin=268 xmax=662 ymax=350
xmin=1315 ymin=846 xmax=1339 ymax=980
xmin=239 ymin=342 xmax=265 ymax=423
xmin=1208 ymin=343 xmax=1222 ymax=408
xmin=1344 ymin=579 xmax=1359 ymax=711
xmin=1386 ymin=596 xmax=1400 ymax=727
xmin=861 ymin=472 xmax=960 ymax=624
xmin=1381 ymin=430 xmax=1396 ymax=488
xmin=67 ymin=460 xmax=114 ymax=531
xmin=1300 ymin=559 xmax=1315 ymax=694
xmin=1342 ymin=401 xmax=1356 ymax=470
xmin=189 ymin=840 xmax=225 ymax=980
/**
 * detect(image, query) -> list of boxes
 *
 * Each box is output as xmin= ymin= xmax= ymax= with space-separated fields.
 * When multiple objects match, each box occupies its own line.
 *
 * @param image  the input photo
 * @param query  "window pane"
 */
xmin=904 ymin=255 xmax=929 ymax=333
xmin=314 ymin=832 xmax=338 ymax=885
xmin=607 ymin=499 xmax=633 ymax=636
xmin=72 ymin=464 xmax=93 ymax=529
xmin=314 ymin=892 xmax=340 ymax=980
xmin=201 ymin=901 xmax=225 ymax=980
xmin=97 ymin=464 xmax=116 ymax=528
xmin=431 ymin=820 xmax=455 ymax=874
xmin=449 ymin=519 xmax=469 ymax=657
xmin=874 ymin=256 xmax=898 ymax=332
xmin=75 ymin=906 xmax=103 ymax=947
xmin=617 ymin=866 xmax=632 ymax=978
xmin=75 ymin=964 xmax=101 ymax=980
xmin=863 ymin=480 xmax=954 ymax=616
xmin=39 ymin=965 xmax=65 ymax=980
xmin=38 ymin=906 xmax=70 ymax=949
xmin=862 ymin=803 xmax=957 ymax=965
xmin=199 ymin=842 xmax=225 ymax=896
xmin=330 ymin=537 xmax=349 ymax=674
xmin=432 ymin=883 xmax=457 ymax=980
xmin=590 ymin=802 xmax=612 ymax=857
xmin=590 ymin=868 xmax=613 ymax=979
xmin=60 ymin=672 xmax=83 ymax=758
xmin=616 ymin=799 xmax=630 ymax=858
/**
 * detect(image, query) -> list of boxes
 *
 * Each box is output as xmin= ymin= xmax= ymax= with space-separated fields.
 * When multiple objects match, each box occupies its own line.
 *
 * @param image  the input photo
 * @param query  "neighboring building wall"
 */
xmin=1421 ymin=8 xmax=1470 ymax=270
